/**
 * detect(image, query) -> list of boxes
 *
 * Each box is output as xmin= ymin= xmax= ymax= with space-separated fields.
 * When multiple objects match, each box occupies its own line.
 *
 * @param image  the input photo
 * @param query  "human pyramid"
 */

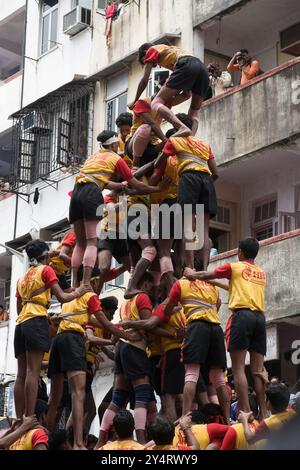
xmin=3 ymin=43 xmax=296 ymax=451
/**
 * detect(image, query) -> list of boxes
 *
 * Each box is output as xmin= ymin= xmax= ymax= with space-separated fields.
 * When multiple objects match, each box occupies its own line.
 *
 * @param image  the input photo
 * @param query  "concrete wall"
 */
xmin=193 ymin=0 xmax=250 ymax=27
xmin=209 ymin=231 xmax=300 ymax=327
xmin=0 ymin=73 xmax=22 ymax=133
xmin=198 ymin=60 xmax=300 ymax=165
xmin=0 ymin=0 xmax=25 ymax=23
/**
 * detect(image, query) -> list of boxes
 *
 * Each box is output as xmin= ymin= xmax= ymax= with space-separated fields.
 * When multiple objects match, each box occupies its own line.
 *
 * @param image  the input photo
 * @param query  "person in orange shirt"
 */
xmin=50 ymin=231 xmax=76 ymax=292
xmin=161 ymin=114 xmax=219 ymax=272
xmin=99 ymin=410 xmax=144 ymax=450
xmin=14 ymin=240 xmax=89 ymax=421
xmin=147 ymin=415 xmax=199 ymax=450
xmin=115 ymin=112 xmax=133 ymax=159
xmin=46 ymin=268 xmax=133 ymax=450
xmin=227 ymin=49 xmax=261 ymax=85
xmin=70 ymin=130 xmax=167 ymax=288
xmin=184 ymin=237 xmax=268 ymax=419
xmin=129 ymin=43 xmax=209 ymax=137
xmin=0 ymin=304 xmax=9 ymax=322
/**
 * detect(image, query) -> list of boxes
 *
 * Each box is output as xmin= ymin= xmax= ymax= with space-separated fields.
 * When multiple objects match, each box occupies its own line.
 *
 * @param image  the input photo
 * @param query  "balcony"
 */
xmin=209 ymin=229 xmax=300 ymax=326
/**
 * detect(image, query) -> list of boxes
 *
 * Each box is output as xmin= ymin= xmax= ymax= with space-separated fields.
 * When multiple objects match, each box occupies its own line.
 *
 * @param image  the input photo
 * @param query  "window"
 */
xmin=252 ymin=196 xmax=277 ymax=241
xmin=106 ymin=71 xmax=128 ymax=132
xmin=103 ymin=258 xmax=125 ymax=292
xmin=210 ymin=201 xmax=236 ymax=253
xmin=41 ymin=0 xmax=58 ymax=55
xmin=147 ymin=67 xmax=171 ymax=97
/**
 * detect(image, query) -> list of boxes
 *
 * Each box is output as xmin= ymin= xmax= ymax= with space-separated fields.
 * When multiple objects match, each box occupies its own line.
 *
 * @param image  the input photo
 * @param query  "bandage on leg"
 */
xmin=134 ymin=407 xmax=148 ymax=431
xmin=184 ymin=364 xmax=200 ymax=384
xmin=83 ymin=245 xmax=98 ymax=268
xmin=159 ymin=256 xmax=174 ymax=276
xmin=142 ymin=245 xmax=157 ymax=263
xmin=72 ymin=245 xmax=85 ymax=268
xmin=100 ymin=408 xmax=116 ymax=432
xmin=111 ymin=389 xmax=130 ymax=409
xmin=209 ymin=369 xmax=226 ymax=389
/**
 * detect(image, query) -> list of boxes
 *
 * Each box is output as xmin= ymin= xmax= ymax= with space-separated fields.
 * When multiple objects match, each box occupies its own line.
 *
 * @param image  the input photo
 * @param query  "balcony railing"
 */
xmin=209 ymin=228 xmax=300 ymax=326
xmin=198 ymin=57 xmax=300 ymax=165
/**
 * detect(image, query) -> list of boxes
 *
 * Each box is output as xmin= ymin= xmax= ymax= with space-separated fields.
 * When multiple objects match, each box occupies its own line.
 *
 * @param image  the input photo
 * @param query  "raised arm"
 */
xmin=85 ymin=327 xmax=113 ymax=347
xmin=138 ymin=112 xmax=167 ymax=142
xmin=128 ymin=63 xmax=154 ymax=109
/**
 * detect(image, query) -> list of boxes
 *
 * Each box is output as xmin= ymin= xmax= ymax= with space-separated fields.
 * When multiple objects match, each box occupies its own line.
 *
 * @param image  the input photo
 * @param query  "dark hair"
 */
xmin=0 ymin=305 xmax=3 ymax=309
xmin=240 ymin=48 xmax=249 ymax=54
xmin=239 ymin=237 xmax=259 ymax=259
xmin=101 ymin=296 xmax=118 ymax=311
xmin=266 ymin=383 xmax=290 ymax=413
xmin=97 ymin=130 xmax=118 ymax=145
xmin=191 ymin=410 xmax=206 ymax=424
xmin=249 ymin=394 xmax=259 ymax=418
xmin=166 ymin=128 xmax=176 ymax=139
xmin=200 ymin=403 xmax=225 ymax=424
xmin=25 ymin=240 xmax=49 ymax=261
xmin=148 ymin=416 xmax=175 ymax=446
xmin=137 ymin=271 xmax=154 ymax=288
xmin=175 ymin=113 xmax=193 ymax=131
xmin=48 ymin=430 xmax=69 ymax=450
xmin=35 ymin=399 xmax=49 ymax=420
xmin=138 ymin=42 xmax=153 ymax=65
xmin=113 ymin=410 xmax=135 ymax=439
xmin=116 ymin=112 xmax=133 ymax=128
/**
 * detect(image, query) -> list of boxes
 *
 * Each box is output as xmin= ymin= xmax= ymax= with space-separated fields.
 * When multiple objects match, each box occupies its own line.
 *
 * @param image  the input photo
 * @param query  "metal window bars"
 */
xmin=9 ymin=79 xmax=95 ymax=194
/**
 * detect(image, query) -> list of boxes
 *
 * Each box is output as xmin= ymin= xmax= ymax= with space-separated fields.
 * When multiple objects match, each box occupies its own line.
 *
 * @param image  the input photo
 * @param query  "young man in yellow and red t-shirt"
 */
xmin=50 ymin=230 xmax=76 ymax=291
xmin=184 ymin=237 xmax=268 ymax=419
xmin=129 ymin=43 xmax=209 ymax=137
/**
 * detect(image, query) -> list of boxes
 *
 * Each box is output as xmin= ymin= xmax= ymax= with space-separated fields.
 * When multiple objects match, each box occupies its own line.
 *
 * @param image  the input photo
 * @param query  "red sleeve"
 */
xmin=207 ymin=424 xmax=237 ymax=451
xmin=169 ymin=280 xmax=181 ymax=306
xmin=153 ymin=304 xmax=169 ymax=323
xmin=133 ymin=99 xmax=151 ymax=116
xmin=61 ymin=231 xmax=76 ymax=248
xmin=252 ymin=420 xmax=270 ymax=443
xmin=115 ymin=158 xmax=133 ymax=181
xmin=104 ymin=194 xmax=116 ymax=204
xmin=41 ymin=266 xmax=59 ymax=286
xmin=214 ymin=263 xmax=232 ymax=280
xmin=163 ymin=140 xmax=176 ymax=156
xmin=87 ymin=295 xmax=101 ymax=315
xmin=209 ymin=146 xmax=215 ymax=160
xmin=154 ymin=158 xmax=167 ymax=177
xmin=31 ymin=429 xmax=49 ymax=449
xmin=136 ymin=293 xmax=152 ymax=311
xmin=144 ymin=47 xmax=160 ymax=66
xmin=85 ymin=324 xmax=95 ymax=332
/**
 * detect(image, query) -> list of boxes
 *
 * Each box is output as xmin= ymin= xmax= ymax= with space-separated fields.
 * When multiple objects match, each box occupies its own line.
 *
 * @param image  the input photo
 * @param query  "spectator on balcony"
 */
xmin=227 ymin=49 xmax=261 ymax=86
xmin=207 ymin=63 xmax=232 ymax=97
xmin=0 ymin=304 xmax=9 ymax=322
xmin=115 ymin=112 xmax=133 ymax=162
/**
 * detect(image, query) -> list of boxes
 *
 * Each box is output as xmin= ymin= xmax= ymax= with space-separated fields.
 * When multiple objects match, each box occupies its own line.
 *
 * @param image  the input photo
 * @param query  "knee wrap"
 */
xmin=184 ymin=364 xmax=200 ymax=384
xmin=137 ymin=124 xmax=151 ymax=139
xmin=209 ymin=369 xmax=226 ymax=390
xmin=151 ymin=97 xmax=164 ymax=113
xmin=159 ymin=256 xmax=174 ymax=275
xmin=133 ymin=383 xmax=152 ymax=406
xmin=111 ymin=389 xmax=130 ymax=408
xmin=142 ymin=245 xmax=157 ymax=263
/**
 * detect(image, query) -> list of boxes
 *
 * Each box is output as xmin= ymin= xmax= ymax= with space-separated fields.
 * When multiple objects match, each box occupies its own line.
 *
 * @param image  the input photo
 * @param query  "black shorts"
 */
xmin=149 ymin=355 xmax=162 ymax=397
xmin=153 ymin=198 xmax=180 ymax=240
xmin=125 ymin=137 xmax=160 ymax=166
xmin=226 ymin=309 xmax=266 ymax=355
xmin=57 ymin=274 xmax=71 ymax=291
xmin=178 ymin=171 xmax=217 ymax=217
xmin=86 ymin=364 xmax=94 ymax=393
xmin=98 ymin=237 xmax=129 ymax=260
xmin=14 ymin=316 xmax=50 ymax=358
xmin=161 ymin=348 xmax=185 ymax=395
xmin=183 ymin=320 xmax=227 ymax=369
xmin=101 ymin=386 xmax=113 ymax=405
xmin=114 ymin=341 xmax=151 ymax=381
xmin=167 ymin=56 xmax=209 ymax=98
xmin=69 ymin=182 xmax=104 ymax=224
xmin=48 ymin=331 xmax=87 ymax=377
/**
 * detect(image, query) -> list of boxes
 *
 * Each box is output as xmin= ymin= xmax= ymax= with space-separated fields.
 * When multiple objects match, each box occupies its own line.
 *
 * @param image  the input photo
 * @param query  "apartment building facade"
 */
xmin=0 ymin=0 xmax=300 ymax=420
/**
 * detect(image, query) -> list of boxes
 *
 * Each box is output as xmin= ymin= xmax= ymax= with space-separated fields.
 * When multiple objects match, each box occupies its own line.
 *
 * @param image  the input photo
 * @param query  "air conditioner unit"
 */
xmin=63 ymin=6 xmax=91 ymax=36
xmin=280 ymin=22 xmax=300 ymax=56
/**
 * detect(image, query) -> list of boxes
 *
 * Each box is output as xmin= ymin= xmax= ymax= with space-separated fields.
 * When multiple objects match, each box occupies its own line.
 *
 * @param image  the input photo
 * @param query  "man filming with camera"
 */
xmin=207 ymin=63 xmax=232 ymax=97
xmin=227 ymin=49 xmax=261 ymax=85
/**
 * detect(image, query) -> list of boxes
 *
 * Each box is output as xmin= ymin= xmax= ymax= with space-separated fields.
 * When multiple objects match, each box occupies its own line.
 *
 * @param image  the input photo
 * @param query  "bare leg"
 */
xmin=184 ymin=212 xmax=196 ymax=269
xmin=164 ymin=394 xmax=177 ymax=422
xmin=173 ymin=239 xmax=184 ymax=279
xmin=14 ymin=353 xmax=26 ymax=419
xmin=72 ymin=219 xmax=86 ymax=288
xmin=68 ymin=372 xmax=87 ymax=450
xmin=155 ymin=86 xmax=192 ymax=137
xmin=158 ymin=238 xmax=174 ymax=297
xmin=230 ymin=350 xmax=251 ymax=413
xmin=125 ymin=239 xmax=155 ymax=299
xmin=250 ymin=351 xmax=268 ymax=419
xmin=25 ymin=351 xmax=44 ymax=416
xmin=132 ymin=376 xmax=150 ymax=444
xmin=83 ymin=219 xmax=99 ymax=286
xmin=98 ymin=249 xmax=113 ymax=293
xmin=188 ymin=94 xmax=204 ymax=136
xmin=202 ymin=213 xmax=211 ymax=271
xmin=182 ymin=363 xmax=200 ymax=416
xmin=84 ymin=390 xmax=97 ymax=433
xmin=129 ymin=124 xmax=151 ymax=168
xmin=46 ymin=373 xmax=64 ymax=431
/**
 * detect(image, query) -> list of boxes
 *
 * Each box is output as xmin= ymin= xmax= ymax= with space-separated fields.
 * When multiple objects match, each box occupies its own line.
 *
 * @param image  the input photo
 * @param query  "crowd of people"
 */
xmin=1 ymin=42 xmax=297 ymax=451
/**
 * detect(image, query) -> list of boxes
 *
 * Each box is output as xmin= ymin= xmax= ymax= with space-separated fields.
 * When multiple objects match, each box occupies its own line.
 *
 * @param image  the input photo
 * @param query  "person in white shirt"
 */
xmin=207 ymin=63 xmax=232 ymax=97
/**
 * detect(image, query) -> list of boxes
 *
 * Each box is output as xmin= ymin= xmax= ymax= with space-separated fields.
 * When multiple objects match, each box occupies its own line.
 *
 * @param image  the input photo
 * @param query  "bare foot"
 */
xmin=173 ymin=125 xmax=192 ymax=138
xmin=253 ymin=367 xmax=269 ymax=384
xmin=124 ymin=288 xmax=144 ymax=299
xmin=73 ymin=445 xmax=87 ymax=450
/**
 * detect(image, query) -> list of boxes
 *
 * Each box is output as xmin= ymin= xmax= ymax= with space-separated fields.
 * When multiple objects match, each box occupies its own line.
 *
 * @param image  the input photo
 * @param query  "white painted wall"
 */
xmin=0 ymin=0 xmax=25 ymax=23
xmin=22 ymin=0 xmax=92 ymax=106
xmin=0 ymin=74 xmax=22 ymax=133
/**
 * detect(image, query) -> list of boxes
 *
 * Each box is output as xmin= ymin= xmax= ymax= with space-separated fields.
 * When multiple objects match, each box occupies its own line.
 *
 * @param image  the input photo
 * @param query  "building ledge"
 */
xmin=202 ymin=56 xmax=300 ymax=108
xmin=0 ymin=70 xmax=22 ymax=88
xmin=210 ymin=228 xmax=300 ymax=262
